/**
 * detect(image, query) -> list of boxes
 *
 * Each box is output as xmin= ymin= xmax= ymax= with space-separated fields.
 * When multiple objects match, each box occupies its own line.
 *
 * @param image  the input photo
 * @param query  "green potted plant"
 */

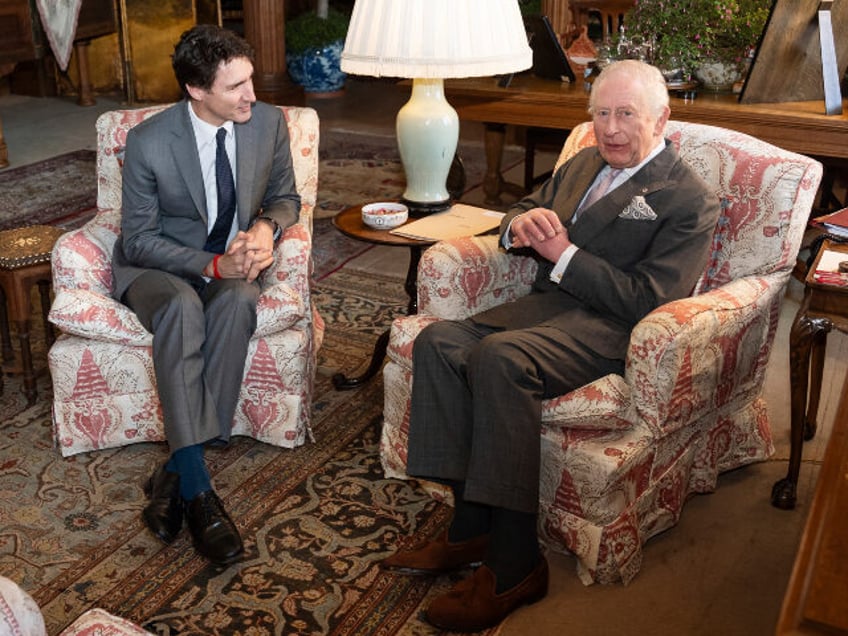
xmin=621 ymin=0 xmax=770 ymax=89
xmin=286 ymin=2 xmax=350 ymax=95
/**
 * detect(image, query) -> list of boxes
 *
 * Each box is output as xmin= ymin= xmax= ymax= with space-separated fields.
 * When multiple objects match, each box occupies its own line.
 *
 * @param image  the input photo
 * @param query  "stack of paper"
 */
xmin=390 ymin=204 xmax=505 ymax=241
xmin=813 ymin=207 xmax=848 ymax=238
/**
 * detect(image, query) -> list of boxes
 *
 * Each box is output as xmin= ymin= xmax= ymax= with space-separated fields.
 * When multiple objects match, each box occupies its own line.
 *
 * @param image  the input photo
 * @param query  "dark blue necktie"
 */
xmin=205 ymin=127 xmax=236 ymax=254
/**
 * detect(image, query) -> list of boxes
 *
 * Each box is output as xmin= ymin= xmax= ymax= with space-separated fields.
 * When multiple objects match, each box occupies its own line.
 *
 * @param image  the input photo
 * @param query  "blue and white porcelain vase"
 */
xmin=288 ymin=40 xmax=346 ymax=95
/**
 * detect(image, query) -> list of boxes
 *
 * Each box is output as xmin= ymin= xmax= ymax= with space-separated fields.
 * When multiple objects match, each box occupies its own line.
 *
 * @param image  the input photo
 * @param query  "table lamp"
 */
xmin=341 ymin=0 xmax=532 ymax=215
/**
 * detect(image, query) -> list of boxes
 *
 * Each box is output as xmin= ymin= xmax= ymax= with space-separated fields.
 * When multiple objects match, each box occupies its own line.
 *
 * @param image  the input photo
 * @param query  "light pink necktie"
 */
xmin=574 ymin=168 xmax=622 ymax=221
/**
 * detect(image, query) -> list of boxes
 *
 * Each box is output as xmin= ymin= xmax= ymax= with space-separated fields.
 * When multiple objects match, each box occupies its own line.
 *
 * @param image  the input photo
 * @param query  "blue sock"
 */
xmin=167 ymin=444 xmax=211 ymax=501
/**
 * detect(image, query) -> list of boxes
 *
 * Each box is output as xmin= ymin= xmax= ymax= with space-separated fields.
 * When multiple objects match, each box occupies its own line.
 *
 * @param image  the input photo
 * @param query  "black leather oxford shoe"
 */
xmin=142 ymin=463 xmax=183 ymax=544
xmin=184 ymin=490 xmax=244 ymax=565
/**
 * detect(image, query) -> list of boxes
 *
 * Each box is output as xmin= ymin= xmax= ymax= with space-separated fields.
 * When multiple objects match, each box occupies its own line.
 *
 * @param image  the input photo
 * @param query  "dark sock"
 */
xmin=486 ymin=506 xmax=540 ymax=594
xmin=446 ymin=480 xmax=491 ymax=543
xmin=167 ymin=444 xmax=212 ymax=501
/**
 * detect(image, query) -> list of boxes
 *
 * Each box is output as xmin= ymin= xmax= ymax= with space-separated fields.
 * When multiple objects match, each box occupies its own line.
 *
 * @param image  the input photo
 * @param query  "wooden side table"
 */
xmin=0 ymin=225 xmax=66 ymax=404
xmin=771 ymin=239 xmax=848 ymax=509
xmin=331 ymin=205 xmax=435 ymax=390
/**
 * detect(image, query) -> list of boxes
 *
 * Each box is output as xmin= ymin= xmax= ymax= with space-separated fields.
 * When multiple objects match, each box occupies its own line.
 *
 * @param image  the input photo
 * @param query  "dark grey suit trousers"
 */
xmin=123 ymin=270 xmax=259 ymax=451
xmin=405 ymin=315 xmax=623 ymax=514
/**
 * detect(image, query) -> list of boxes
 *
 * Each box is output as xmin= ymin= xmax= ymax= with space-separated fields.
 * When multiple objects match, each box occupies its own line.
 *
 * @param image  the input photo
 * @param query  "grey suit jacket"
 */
xmin=475 ymin=141 xmax=721 ymax=359
xmin=111 ymin=100 xmax=301 ymax=299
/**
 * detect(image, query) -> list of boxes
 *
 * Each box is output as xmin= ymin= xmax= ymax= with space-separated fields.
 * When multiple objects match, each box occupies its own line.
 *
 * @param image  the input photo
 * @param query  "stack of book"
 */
xmin=813 ymin=207 xmax=848 ymax=238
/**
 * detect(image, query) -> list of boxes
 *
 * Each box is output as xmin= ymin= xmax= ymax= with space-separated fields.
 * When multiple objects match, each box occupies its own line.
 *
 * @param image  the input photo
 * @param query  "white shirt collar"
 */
xmin=186 ymin=101 xmax=234 ymax=146
xmin=619 ymin=138 xmax=667 ymax=179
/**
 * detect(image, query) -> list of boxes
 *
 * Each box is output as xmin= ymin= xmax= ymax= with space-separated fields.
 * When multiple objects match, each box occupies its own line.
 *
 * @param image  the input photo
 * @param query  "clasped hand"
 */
xmin=208 ymin=224 xmax=275 ymax=283
xmin=510 ymin=208 xmax=571 ymax=263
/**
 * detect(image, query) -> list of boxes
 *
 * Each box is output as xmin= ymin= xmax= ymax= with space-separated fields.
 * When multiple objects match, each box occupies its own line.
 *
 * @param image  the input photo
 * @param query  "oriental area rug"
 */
xmin=0 ymin=271 xmax=484 ymax=635
xmin=0 ymin=135 xmax=519 ymax=635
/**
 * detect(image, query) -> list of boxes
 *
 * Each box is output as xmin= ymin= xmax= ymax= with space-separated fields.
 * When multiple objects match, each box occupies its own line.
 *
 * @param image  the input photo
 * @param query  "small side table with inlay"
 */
xmin=0 ymin=225 xmax=66 ymax=404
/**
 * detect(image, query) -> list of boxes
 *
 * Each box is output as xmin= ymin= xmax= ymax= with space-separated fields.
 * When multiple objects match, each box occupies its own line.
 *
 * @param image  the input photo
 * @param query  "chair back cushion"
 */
xmin=95 ymin=105 xmax=170 ymax=210
xmin=82 ymin=104 xmax=320 ymax=296
xmin=555 ymin=121 xmax=821 ymax=293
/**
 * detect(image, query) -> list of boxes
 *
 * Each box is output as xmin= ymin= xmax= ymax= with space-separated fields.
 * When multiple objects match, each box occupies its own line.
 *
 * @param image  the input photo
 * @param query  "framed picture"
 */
xmin=740 ymin=0 xmax=848 ymax=106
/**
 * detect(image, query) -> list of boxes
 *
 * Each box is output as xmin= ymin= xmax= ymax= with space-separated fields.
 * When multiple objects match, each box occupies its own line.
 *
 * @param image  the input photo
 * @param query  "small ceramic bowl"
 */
xmin=361 ymin=202 xmax=408 ymax=230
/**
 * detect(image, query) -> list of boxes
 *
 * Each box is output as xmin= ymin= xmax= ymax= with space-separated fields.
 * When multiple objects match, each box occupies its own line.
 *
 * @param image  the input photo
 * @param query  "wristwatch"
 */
xmin=251 ymin=216 xmax=282 ymax=244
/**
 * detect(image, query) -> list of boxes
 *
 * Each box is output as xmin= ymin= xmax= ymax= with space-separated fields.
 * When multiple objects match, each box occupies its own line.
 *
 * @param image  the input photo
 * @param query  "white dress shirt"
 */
xmin=187 ymin=102 xmax=238 ymax=248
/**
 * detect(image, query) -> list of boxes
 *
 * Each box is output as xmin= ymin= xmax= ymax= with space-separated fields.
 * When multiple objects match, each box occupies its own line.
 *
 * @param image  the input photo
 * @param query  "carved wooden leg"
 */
xmin=0 ymin=287 xmax=12 ymax=362
xmin=38 ymin=280 xmax=55 ymax=347
xmin=333 ymin=245 xmax=423 ymax=391
xmin=805 ymin=328 xmax=828 ymax=440
xmin=0 ymin=110 xmax=8 ymax=169
xmin=772 ymin=294 xmax=832 ymax=510
xmin=15 ymin=318 xmax=36 ymax=405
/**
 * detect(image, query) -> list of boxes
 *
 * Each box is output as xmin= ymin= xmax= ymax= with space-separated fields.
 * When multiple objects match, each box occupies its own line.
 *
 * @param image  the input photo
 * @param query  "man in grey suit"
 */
xmin=382 ymin=60 xmax=721 ymax=631
xmin=113 ymin=25 xmax=301 ymax=565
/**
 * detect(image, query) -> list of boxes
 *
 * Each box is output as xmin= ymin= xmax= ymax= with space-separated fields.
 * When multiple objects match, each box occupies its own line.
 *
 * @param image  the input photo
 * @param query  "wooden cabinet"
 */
xmin=0 ymin=0 xmax=115 ymax=96
xmin=0 ymin=0 xmax=47 ymax=67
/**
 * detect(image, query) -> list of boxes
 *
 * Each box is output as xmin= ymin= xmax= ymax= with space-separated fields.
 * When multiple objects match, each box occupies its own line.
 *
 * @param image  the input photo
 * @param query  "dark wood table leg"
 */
xmin=483 ymin=123 xmax=526 ymax=207
xmin=38 ymin=280 xmax=55 ymax=346
xmin=804 ymin=329 xmax=828 ymax=441
xmin=15 ymin=318 xmax=37 ymax=405
xmin=332 ymin=245 xmax=424 ymax=390
xmin=772 ymin=294 xmax=832 ymax=510
xmin=0 ymin=287 xmax=12 ymax=362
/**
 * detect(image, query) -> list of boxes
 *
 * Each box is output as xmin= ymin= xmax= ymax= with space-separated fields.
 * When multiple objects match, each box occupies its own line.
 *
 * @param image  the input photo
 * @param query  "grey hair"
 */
xmin=588 ymin=60 xmax=670 ymax=119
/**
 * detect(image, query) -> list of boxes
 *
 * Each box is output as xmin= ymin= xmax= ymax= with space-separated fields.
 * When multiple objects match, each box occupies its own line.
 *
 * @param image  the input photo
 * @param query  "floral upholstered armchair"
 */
xmin=380 ymin=120 xmax=822 ymax=585
xmin=48 ymin=105 xmax=324 ymax=457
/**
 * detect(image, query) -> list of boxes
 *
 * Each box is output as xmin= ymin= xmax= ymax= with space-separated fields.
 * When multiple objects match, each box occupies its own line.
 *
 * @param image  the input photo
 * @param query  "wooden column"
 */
xmin=242 ymin=0 xmax=304 ymax=106
xmin=74 ymin=41 xmax=96 ymax=106
xmin=542 ymin=0 xmax=575 ymax=46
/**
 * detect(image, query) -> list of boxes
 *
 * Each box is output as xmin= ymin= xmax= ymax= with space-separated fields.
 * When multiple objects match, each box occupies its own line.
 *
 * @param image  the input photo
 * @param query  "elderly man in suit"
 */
xmin=113 ymin=25 xmax=300 ymax=565
xmin=382 ymin=60 xmax=721 ymax=631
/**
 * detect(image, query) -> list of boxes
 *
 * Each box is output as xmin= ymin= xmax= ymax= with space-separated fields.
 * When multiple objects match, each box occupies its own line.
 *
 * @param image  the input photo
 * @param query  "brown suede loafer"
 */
xmin=380 ymin=530 xmax=489 ymax=575
xmin=425 ymin=557 xmax=549 ymax=632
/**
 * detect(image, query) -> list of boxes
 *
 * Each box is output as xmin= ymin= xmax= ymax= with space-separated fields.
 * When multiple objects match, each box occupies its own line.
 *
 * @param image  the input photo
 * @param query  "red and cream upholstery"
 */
xmin=380 ymin=120 xmax=822 ymax=585
xmin=48 ymin=105 xmax=324 ymax=457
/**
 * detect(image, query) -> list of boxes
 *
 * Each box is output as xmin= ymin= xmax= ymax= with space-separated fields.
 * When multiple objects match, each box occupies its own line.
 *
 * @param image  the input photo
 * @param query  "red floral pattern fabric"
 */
xmin=48 ymin=105 xmax=324 ymax=457
xmin=380 ymin=121 xmax=822 ymax=584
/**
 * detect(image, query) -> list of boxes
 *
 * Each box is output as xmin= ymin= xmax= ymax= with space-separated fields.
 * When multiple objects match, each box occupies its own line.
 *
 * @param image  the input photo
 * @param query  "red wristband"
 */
xmin=212 ymin=254 xmax=222 ymax=279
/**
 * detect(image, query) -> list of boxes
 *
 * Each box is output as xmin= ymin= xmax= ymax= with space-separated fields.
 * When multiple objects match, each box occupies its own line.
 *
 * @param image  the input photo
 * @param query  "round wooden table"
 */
xmin=331 ymin=205 xmax=436 ymax=390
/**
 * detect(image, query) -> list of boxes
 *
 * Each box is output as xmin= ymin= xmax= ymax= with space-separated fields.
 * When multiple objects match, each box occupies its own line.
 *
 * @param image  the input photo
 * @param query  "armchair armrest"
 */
xmin=626 ymin=273 xmax=787 ymax=437
xmin=49 ymin=287 xmax=151 ymax=345
xmin=49 ymin=209 xmax=151 ymax=344
xmin=51 ymin=209 xmax=120 ymax=298
xmin=417 ymin=235 xmax=538 ymax=320
xmin=540 ymin=273 xmax=788 ymax=437
xmin=255 ymin=219 xmax=313 ymax=337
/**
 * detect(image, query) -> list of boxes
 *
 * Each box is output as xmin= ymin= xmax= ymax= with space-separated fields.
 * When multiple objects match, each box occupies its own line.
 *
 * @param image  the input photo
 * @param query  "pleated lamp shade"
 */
xmin=341 ymin=0 xmax=532 ymax=213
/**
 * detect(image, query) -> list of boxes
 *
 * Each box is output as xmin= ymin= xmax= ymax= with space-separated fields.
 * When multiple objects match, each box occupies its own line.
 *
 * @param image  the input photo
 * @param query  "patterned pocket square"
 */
xmin=619 ymin=196 xmax=657 ymax=220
